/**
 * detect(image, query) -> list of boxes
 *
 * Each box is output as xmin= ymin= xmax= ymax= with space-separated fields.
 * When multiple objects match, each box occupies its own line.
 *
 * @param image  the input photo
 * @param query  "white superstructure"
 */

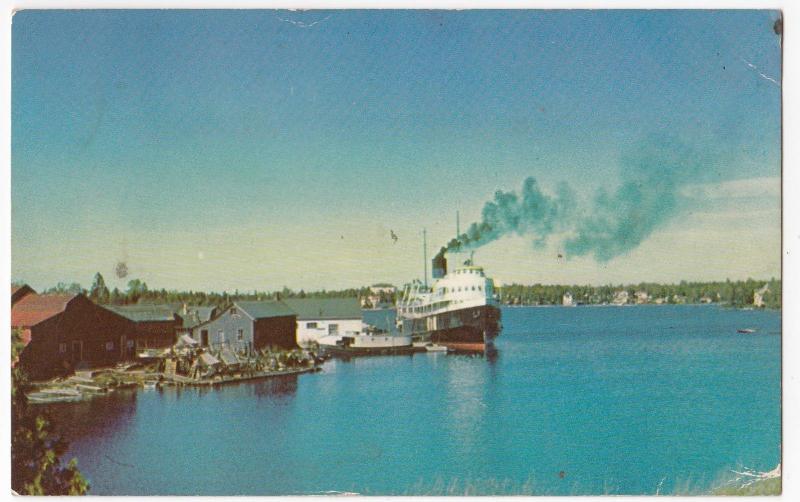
xmin=397 ymin=261 xmax=499 ymax=321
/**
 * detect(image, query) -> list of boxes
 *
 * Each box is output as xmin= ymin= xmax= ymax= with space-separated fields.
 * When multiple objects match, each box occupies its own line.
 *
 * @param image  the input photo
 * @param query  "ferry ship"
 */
xmin=396 ymin=252 xmax=502 ymax=351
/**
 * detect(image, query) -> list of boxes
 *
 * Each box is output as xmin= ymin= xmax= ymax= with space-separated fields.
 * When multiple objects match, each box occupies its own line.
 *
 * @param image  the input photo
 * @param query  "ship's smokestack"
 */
xmin=432 ymin=250 xmax=447 ymax=279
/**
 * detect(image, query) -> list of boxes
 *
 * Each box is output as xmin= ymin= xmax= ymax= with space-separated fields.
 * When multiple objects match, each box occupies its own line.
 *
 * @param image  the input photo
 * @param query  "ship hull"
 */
xmin=400 ymin=304 xmax=501 ymax=352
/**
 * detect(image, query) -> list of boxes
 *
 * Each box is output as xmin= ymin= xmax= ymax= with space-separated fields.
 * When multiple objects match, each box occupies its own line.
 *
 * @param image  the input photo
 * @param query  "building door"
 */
xmin=71 ymin=340 xmax=83 ymax=363
xmin=201 ymin=330 xmax=209 ymax=347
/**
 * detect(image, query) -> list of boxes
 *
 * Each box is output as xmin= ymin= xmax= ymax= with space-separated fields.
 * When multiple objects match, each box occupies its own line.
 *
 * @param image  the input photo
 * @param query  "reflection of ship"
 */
xmin=397 ymin=251 xmax=502 ymax=352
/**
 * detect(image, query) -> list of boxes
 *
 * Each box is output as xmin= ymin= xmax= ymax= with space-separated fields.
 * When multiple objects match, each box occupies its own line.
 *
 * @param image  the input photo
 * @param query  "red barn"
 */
xmin=11 ymin=291 xmax=137 ymax=380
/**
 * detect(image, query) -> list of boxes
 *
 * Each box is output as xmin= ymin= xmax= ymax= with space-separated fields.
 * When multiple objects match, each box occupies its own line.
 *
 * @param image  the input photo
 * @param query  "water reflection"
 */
xmin=249 ymin=374 xmax=299 ymax=399
xmin=443 ymin=355 xmax=490 ymax=464
xmin=42 ymin=389 xmax=139 ymax=443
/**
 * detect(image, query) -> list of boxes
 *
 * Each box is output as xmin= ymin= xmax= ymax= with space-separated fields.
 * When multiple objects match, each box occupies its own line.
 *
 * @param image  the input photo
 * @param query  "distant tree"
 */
xmin=89 ymin=273 xmax=110 ymax=304
xmin=11 ymin=329 xmax=89 ymax=495
xmin=125 ymin=279 xmax=148 ymax=304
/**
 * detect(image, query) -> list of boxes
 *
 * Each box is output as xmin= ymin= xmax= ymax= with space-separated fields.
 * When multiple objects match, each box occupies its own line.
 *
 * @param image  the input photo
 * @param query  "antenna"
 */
xmin=422 ymin=228 xmax=428 ymax=288
xmin=456 ymin=211 xmax=460 ymax=237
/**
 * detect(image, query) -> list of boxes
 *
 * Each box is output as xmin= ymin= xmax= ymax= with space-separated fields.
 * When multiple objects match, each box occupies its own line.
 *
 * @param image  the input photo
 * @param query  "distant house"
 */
xmin=174 ymin=304 xmax=219 ymax=337
xmin=11 ymin=284 xmax=35 ymax=306
xmin=191 ymin=301 xmax=297 ymax=354
xmin=754 ymin=284 xmax=770 ymax=308
xmin=612 ymin=290 xmax=629 ymax=305
xmin=105 ymin=305 xmax=183 ymax=349
xmin=362 ymin=284 xmax=397 ymax=308
xmin=634 ymin=291 xmax=650 ymax=304
xmin=562 ymin=292 xmax=575 ymax=307
xmin=11 ymin=291 xmax=136 ymax=380
xmin=283 ymin=298 xmax=363 ymax=348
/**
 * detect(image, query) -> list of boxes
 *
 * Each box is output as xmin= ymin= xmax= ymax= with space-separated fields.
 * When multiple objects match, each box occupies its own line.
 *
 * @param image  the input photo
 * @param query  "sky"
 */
xmin=11 ymin=9 xmax=782 ymax=293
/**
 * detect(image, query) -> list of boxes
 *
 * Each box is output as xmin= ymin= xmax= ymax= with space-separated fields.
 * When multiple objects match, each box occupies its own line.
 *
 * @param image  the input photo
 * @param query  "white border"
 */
xmin=0 ymin=2 xmax=795 ymax=502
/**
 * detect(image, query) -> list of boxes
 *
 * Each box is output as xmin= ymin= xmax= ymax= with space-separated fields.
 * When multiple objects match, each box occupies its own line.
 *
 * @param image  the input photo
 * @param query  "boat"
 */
xmin=27 ymin=387 xmax=83 ymax=404
xmin=425 ymin=344 xmax=449 ymax=353
xmin=737 ymin=328 xmax=757 ymax=334
xmin=396 ymin=248 xmax=502 ymax=352
xmin=317 ymin=325 xmax=414 ymax=356
xmin=75 ymin=383 xmax=108 ymax=394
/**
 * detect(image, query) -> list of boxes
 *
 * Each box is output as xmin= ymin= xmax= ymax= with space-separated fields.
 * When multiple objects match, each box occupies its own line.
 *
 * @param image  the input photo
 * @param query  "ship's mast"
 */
xmin=456 ymin=210 xmax=460 ymax=237
xmin=422 ymin=228 xmax=428 ymax=289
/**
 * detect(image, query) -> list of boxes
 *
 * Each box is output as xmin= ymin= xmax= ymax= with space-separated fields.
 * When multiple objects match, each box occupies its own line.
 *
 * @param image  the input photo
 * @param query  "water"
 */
xmin=43 ymin=305 xmax=780 ymax=495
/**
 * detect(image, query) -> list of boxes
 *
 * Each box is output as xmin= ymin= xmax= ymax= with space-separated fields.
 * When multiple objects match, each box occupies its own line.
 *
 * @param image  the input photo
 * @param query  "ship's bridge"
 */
xmin=397 ymin=264 xmax=496 ymax=318
xmin=433 ymin=265 xmax=494 ymax=300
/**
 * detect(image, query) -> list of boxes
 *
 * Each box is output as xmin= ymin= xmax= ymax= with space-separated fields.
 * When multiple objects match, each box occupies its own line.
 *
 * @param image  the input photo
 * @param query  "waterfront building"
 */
xmin=612 ymin=290 xmax=630 ymax=305
xmin=105 ymin=304 xmax=183 ymax=349
xmin=754 ymin=284 xmax=770 ymax=308
xmin=283 ymin=298 xmax=363 ymax=348
xmin=634 ymin=291 xmax=650 ymax=304
xmin=362 ymin=283 xmax=397 ymax=308
xmin=191 ymin=301 xmax=297 ymax=353
xmin=174 ymin=304 xmax=219 ymax=337
xmin=562 ymin=292 xmax=575 ymax=306
xmin=11 ymin=290 xmax=136 ymax=380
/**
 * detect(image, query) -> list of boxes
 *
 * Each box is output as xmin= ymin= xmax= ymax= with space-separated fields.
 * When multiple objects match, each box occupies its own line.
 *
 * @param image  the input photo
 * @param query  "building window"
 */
xmin=231 ymin=307 xmax=238 ymax=316
xmin=237 ymin=328 xmax=244 ymax=341
xmin=106 ymin=341 xmax=115 ymax=351
xmin=306 ymin=322 xmax=318 ymax=329
xmin=58 ymin=343 xmax=67 ymax=353
xmin=218 ymin=330 xmax=225 ymax=343
xmin=127 ymin=340 xmax=135 ymax=348
xmin=328 ymin=324 xmax=339 ymax=335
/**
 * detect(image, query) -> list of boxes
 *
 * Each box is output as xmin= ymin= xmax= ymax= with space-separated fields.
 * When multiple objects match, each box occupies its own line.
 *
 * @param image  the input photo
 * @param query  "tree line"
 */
xmin=499 ymin=278 xmax=781 ymax=308
xmin=34 ymin=274 xmax=376 ymax=309
xmin=26 ymin=273 xmax=781 ymax=310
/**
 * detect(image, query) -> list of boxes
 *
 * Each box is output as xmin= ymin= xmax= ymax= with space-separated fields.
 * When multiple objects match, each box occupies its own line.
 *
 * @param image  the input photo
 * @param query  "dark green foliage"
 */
xmin=499 ymin=278 xmax=780 ymax=308
xmin=89 ymin=272 xmax=110 ymax=303
xmin=42 ymin=282 xmax=85 ymax=295
xmin=11 ymin=329 xmax=89 ymax=495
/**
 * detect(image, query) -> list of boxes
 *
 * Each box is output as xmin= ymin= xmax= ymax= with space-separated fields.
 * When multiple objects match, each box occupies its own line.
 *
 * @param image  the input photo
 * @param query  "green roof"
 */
xmin=235 ymin=301 xmax=296 ymax=319
xmin=282 ymin=298 xmax=362 ymax=320
xmin=173 ymin=305 xmax=218 ymax=328
xmin=105 ymin=305 xmax=177 ymax=322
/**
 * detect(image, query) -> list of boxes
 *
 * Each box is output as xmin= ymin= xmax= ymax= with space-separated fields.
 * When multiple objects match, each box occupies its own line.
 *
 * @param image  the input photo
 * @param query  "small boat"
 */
xmin=318 ymin=332 xmax=414 ymax=356
xmin=37 ymin=387 xmax=82 ymax=396
xmin=142 ymin=381 xmax=158 ymax=390
xmin=75 ymin=383 xmax=108 ymax=394
xmin=27 ymin=388 xmax=83 ymax=404
xmin=737 ymin=328 xmax=757 ymax=334
xmin=425 ymin=344 xmax=449 ymax=353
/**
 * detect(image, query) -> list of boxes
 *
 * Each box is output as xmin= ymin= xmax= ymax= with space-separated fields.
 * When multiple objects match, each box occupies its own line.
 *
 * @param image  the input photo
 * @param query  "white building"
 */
xmin=562 ymin=292 xmax=575 ymax=306
xmin=754 ymin=284 xmax=770 ymax=308
xmin=612 ymin=290 xmax=629 ymax=305
xmin=283 ymin=298 xmax=363 ymax=348
xmin=362 ymin=283 xmax=397 ymax=309
xmin=634 ymin=291 xmax=650 ymax=304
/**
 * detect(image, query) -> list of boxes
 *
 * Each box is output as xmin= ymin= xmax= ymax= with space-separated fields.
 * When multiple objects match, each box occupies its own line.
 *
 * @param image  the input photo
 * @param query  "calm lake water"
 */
xmin=44 ymin=305 xmax=781 ymax=495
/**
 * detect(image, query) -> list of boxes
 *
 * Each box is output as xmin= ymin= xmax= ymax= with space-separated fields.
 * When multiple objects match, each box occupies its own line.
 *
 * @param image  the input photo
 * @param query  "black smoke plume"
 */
xmin=435 ymin=135 xmax=707 ymax=264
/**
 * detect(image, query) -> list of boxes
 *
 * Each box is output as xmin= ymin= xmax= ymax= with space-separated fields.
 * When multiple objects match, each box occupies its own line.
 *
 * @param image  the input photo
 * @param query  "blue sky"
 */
xmin=12 ymin=10 xmax=781 ymax=292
